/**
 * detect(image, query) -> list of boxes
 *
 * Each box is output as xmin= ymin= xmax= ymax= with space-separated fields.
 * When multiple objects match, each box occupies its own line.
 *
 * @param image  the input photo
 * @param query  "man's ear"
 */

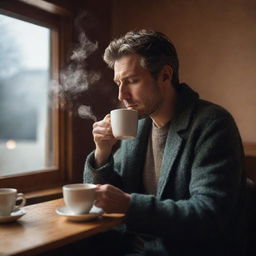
xmin=163 ymin=73 xmax=169 ymax=82
xmin=160 ymin=65 xmax=173 ymax=83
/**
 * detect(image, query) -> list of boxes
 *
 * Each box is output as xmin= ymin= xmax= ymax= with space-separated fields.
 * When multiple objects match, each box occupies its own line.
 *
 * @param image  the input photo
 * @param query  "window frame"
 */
xmin=0 ymin=0 xmax=73 ymax=192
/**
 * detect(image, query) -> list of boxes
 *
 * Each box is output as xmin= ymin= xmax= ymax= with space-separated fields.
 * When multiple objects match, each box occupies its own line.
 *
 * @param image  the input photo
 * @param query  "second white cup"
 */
xmin=63 ymin=183 xmax=96 ymax=215
xmin=0 ymin=188 xmax=26 ymax=216
xmin=110 ymin=108 xmax=138 ymax=140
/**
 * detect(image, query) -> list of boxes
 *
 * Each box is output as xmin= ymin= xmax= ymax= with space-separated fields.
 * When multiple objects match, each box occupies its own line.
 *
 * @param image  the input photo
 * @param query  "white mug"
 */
xmin=0 ymin=188 xmax=26 ymax=216
xmin=110 ymin=108 xmax=138 ymax=139
xmin=63 ymin=183 xmax=96 ymax=215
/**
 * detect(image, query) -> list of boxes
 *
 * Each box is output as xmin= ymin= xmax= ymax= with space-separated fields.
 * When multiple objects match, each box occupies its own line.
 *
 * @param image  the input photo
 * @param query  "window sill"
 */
xmin=25 ymin=186 xmax=63 ymax=205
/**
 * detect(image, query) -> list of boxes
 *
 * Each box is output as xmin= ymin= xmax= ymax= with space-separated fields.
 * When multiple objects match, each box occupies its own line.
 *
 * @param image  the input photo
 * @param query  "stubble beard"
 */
xmin=137 ymin=97 xmax=163 ymax=120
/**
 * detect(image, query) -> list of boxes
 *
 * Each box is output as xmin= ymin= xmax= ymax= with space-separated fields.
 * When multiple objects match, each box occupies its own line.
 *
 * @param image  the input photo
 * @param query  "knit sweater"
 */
xmin=143 ymin=122 xmax=169 ymax=195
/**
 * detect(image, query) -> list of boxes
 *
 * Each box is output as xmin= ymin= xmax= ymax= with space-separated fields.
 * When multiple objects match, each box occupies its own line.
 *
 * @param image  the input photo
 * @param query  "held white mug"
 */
xmin=63 ymin=183 xmax=96 ymax=215
xmin=110 ymin=108 xmax=138 ymax=139
xmin=0 ymin=188 xmax=26 ymax=216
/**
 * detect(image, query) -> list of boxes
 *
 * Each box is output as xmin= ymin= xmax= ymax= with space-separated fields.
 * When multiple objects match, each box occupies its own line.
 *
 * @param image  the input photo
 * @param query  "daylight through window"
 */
xmin=0 ymin=14 xmax=54 ymax=176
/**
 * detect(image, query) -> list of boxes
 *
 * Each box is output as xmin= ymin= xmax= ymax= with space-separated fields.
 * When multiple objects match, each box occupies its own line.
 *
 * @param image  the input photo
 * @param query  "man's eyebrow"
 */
xmin=113 ymin=74 xmax=138 ymax=83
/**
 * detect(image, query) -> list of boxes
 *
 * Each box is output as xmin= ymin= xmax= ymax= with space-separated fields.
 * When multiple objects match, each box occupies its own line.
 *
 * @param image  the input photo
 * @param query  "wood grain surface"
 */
xmin=0 ymin=199 xmax=125 ymax=256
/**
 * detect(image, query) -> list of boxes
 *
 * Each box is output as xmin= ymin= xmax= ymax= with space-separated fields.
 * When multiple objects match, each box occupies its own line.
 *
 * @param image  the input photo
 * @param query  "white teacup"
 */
xmin=0 ymin=188 xmax=26 ymax=216
xmin=63 ymin=183 xmax=96 ymax=215
xmin=110 ymin=108 xmax=138 ymax=139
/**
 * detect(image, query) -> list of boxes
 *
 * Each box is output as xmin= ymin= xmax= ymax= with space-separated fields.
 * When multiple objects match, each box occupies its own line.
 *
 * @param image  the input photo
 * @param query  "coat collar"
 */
xmin=157 ymin=83 xmax=199 ymax=197
xmin=171 ymin=83 xmax=199 ymax=135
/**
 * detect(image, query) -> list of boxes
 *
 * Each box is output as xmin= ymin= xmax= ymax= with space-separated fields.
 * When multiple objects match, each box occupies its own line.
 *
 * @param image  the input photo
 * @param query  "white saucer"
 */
xmin=56 ymin=205 xmax=103 ymax=222
xmin=0 ymin=209 xmax=26 ymax=224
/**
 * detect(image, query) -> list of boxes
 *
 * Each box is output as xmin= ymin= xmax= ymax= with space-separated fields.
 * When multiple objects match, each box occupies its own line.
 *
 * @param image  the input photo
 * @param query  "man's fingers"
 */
xmin=103 ymin=114 xmax=111 ymax=121
xmin=93 ymin=126 xmax=112 ymax=135
xmin=94 ymin=199 xmax=116 ymax=213
xmin=94 ymin=184 xmax=131 ymax=213
xmin=92 ymin=114 xmax=113 ymax=140
xmin=95 ymin=184 xmax=124 ymax=200
xmin=93 ymin=120 xmax=110 ymax=129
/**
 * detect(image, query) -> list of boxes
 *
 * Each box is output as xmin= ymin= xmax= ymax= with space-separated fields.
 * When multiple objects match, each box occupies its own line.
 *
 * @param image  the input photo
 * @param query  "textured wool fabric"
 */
xmin=84 ymin=84 xmax=246 ymax=256
xmin=143 ymin=123 xmax=169 ymax=195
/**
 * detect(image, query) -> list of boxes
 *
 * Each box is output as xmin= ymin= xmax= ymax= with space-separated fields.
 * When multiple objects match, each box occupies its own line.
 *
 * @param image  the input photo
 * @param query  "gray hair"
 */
xmin=103 ymin=30 xmax=180 ymax=88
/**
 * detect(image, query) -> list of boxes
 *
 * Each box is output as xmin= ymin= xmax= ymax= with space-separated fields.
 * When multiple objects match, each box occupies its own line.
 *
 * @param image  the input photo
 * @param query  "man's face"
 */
xmin=113 ymin=54 xmax=163 ymax=118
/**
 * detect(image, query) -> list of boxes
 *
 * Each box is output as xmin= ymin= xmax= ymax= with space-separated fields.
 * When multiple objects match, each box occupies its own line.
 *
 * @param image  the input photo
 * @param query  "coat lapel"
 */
xmin=121 ymin=118 xmax=151 ymax=193
xmin=157 ymin=83 xmax=199 ymax=198
xmin=157 ymin=125 xmax=183 ymax=198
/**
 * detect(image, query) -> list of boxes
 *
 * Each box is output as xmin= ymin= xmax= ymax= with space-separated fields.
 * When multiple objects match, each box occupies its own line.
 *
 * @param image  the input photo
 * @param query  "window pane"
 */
xmin=0 ymin=14 xmax=54 ymax=176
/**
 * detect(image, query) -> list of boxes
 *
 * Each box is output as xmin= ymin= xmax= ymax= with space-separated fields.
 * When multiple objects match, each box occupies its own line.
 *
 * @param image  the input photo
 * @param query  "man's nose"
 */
xmin=118 ymin=84 xmax=129 ymax=102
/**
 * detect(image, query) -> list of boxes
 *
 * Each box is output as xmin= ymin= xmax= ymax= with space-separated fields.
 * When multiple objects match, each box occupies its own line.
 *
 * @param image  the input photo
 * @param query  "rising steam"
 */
xmin=51 ymin=13 xmax=100 ymax=122
xmin=78 ymin=105 xmax=97 ymax=121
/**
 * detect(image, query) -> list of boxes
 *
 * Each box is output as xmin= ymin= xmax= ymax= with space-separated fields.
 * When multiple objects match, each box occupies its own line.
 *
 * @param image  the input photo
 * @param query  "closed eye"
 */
xmin=114 ymin=75 xmax=139 ymax=86
xmin=127 ymin=78 xmax=139 ymax=84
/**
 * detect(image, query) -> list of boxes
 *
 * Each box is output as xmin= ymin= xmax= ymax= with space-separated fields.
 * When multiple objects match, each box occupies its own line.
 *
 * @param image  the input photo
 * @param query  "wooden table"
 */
xmin=0 ymin=199 xmax=125 ymax=256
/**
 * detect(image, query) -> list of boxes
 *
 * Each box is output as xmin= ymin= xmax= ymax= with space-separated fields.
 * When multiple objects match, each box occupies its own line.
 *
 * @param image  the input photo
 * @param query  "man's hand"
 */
xmin=93 ymin=114 xmax=118 ymax=168
xmin=95 ymin=184 xmax=131 ymax=214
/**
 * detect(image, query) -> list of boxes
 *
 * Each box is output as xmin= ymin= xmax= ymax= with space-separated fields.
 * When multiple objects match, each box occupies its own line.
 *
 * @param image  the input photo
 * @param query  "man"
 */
xmin=84 ymin=30 xmax=246 ymax=256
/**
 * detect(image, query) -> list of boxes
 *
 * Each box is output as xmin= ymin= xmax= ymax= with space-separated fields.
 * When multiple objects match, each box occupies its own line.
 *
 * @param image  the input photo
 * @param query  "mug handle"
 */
xmin=14 ymin=193 xmax=26 ymax=210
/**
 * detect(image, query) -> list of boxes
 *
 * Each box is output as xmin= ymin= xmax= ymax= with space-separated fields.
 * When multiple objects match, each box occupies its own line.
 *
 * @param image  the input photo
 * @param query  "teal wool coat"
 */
xmin=84 ymin=84 xmax=246 ymax=256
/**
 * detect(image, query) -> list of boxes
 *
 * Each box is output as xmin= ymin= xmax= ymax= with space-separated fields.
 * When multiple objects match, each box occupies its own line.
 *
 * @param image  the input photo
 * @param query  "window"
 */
xmin=0 ymin=1 xmax=72 ymax=192
xmin=0 ymin=14 xmax=53 ymax=175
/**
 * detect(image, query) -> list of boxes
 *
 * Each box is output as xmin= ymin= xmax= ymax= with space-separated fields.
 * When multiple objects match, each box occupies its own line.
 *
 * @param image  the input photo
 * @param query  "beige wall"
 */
xmin=111 ymin=0 xmax=256 ymax=143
